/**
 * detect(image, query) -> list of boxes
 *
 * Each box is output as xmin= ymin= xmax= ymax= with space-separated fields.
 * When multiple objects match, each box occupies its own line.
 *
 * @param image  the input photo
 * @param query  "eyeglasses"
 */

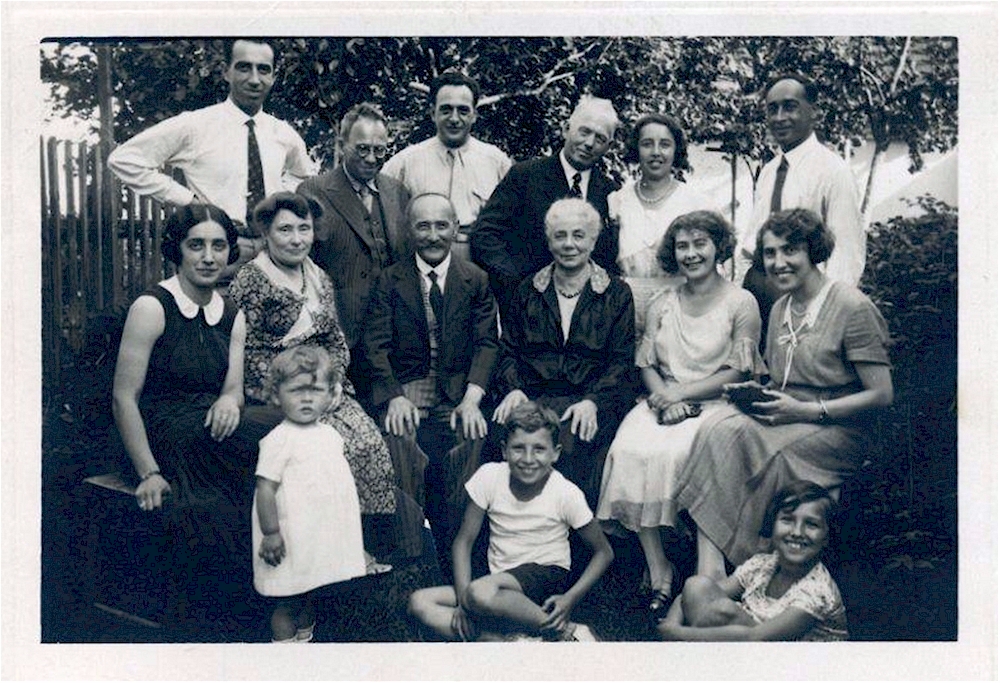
xmin=351 ymin=144 xmax=388 ymax=159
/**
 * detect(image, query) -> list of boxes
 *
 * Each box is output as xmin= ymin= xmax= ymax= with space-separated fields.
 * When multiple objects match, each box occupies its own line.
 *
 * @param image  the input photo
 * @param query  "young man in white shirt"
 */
xmin=381 ymin=71 xmax=512 ymax=254
xmin=108 ymin=39 xmax=316 ymax=277
xmin=737 ymin=74 xmax=863 ymax=333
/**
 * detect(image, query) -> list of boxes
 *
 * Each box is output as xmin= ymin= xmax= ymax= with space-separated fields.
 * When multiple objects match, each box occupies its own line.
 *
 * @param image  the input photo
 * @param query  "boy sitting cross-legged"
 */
xmin=408 ymin=401 xmax=613 ymax=641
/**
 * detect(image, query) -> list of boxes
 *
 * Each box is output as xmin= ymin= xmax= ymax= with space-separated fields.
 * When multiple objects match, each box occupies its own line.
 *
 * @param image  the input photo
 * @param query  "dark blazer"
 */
xmin=297 ymin=165 xmax=410 ymax=349
xmin=470 ymin=154 xmax=620 ymax=315
xmin=495 ymin=263 xmax=636 ymax=414
xmin=362 ymin=256 xmax=499 ymax=409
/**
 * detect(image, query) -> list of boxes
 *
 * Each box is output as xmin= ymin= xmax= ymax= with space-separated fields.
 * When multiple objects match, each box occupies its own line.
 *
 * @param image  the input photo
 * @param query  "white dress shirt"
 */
xmin=737 ymin=133 xmax=864 ymax=286
xmin=382 ymin=136 xmax=512 ymax=227
xmin=108 ymin=97 xmax=316 ymax=225
xmin=559 ymin=149 xmax=592 ymax=199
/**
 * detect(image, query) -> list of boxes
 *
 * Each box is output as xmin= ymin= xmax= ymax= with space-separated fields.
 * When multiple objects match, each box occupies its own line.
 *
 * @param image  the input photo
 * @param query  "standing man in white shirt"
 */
xmin=737 ymin=74 xmax=864 ymax=334
xmin=381 ymin=72 xmax=512 ymax=261
xmin=108 ymin=39 xmax=317 ymax=280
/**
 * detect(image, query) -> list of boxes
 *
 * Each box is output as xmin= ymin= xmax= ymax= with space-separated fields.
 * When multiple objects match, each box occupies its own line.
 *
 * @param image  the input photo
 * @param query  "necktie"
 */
xmin=358 ymin=183 xmax=373 ymax=213
xmin=770 ymin=156 xmax=789 ymax=213
xmin=570 ymin=172 xmax=583 ymax=198
xmin=447 ymin=149 xmax=472 ymax=226
xmin=428 ymin=270 xmax=444 ymax=344
xmin=246 ymin=119 xmax=266 ymax=228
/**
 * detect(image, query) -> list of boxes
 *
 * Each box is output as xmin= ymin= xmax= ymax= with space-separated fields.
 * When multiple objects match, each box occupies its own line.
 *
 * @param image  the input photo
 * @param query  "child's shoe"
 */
xmin=295 ymin=622 xmax=315 ymax=642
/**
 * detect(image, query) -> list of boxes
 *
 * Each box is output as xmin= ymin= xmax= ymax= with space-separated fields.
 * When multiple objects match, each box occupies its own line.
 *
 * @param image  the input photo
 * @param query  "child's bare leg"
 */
xmin=271 ymin=598 xmax=298 ymax=642
xmin=695 ymin=529 xmax=727 ymax=581
xmin=680 ymin=576 xmax=755 ymax=628
xmin=408 ymin=586 xmax=465 ymax=640
xmin=465 ymin=573 xmax=548 ymax=634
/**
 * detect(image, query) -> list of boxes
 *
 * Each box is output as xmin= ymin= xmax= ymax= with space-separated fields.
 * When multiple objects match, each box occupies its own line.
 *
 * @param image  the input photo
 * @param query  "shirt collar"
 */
xmin=780 ymin=131 xmax=820 ymax=168
xmin=558 ymin=149 xmax=591 ymax=187
xmin=159 ymin=275 xmax=225 ymax=325
xmin=224 ymin=96 xmax=264 ymax=125
xmin=343 ymin=163 xmax=380 ymax=195
xmin=433 ymin=135 xmax=472 ymax=159
xmin=532 ymin=261 xmax=610 ymax=295
xmin=416 ymin=252 xmax=452 ymax=279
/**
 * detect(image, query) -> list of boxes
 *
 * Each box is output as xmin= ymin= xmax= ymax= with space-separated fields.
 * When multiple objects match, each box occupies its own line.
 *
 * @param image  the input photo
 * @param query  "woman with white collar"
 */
xmin=674 ymin=208 xmax=894 ymax=580
xmin=112 ymin=203 xmax=261 ymax=611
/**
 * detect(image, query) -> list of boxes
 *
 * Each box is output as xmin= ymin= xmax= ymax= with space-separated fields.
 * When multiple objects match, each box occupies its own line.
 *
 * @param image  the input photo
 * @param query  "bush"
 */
xmin=848 ymin=195 xmax=957 ymax=575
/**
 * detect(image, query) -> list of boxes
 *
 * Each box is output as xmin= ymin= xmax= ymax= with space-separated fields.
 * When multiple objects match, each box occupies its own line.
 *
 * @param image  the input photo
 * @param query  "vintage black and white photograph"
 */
xmin=4 ymin=2 xmax=996 ymax=680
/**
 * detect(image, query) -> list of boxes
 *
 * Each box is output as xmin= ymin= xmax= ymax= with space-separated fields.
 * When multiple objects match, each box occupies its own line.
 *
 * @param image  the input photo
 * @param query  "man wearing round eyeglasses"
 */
xmin=298 ymin=102 xmax=411 ymax=386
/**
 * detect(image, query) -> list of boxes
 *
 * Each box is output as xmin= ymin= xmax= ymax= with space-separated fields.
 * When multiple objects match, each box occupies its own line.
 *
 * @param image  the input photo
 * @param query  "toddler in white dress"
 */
xmin=253 ymin=346 xmax=367 ymax=642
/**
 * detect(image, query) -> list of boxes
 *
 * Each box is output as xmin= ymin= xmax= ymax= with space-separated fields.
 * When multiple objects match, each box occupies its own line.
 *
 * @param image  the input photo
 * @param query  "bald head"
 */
xmin=407 ymin=193 xmax=458 ymax=267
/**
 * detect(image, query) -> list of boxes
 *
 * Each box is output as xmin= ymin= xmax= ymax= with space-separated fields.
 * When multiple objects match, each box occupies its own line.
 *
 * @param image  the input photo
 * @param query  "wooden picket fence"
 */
xmin=40 ymin=136 xmax=175 ymax=391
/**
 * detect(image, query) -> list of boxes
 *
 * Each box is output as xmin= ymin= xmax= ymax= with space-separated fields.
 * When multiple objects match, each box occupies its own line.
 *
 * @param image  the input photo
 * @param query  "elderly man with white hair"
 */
xmin=470 ymin=96 xmax=622 ymax=322
xmin=489 ymin=198 xmax=636 ymax=506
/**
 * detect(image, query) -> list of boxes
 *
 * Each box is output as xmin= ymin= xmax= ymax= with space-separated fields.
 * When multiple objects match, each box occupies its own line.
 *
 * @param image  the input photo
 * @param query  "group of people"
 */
xmin=106 ymin=38 xmax=893 ymax=643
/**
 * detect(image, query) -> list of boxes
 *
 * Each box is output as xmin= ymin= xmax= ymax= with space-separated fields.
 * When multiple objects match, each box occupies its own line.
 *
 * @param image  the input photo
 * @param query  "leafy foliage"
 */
xmin=41 ymin=37 xmax=957 ymax=182
xmin=846 ymin=196 xmax=958 ymax=577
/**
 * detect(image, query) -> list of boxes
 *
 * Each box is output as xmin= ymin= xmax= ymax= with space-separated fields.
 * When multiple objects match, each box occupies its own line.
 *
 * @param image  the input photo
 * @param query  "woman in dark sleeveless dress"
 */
xmin=112 ymin=203 xmax=262 ymax=616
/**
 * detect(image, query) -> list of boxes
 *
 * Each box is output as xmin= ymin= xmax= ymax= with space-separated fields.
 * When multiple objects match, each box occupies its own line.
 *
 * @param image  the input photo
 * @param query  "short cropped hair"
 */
xmin=264 ymin=345 xmax=342 ymax=403
xmin=759 ymin=479 xmax=836 ymax=538
xmin=430 ymin=71 xmax=481 ymax=108
xmin=161 ymin=203 xmax=240 ymax=266
xmin=568 ymin=96 xmax=622 ymax=135
xmin=544 ymin=198 xmax=603 ymax=238
xmin=657 ymin=211 xmax=736 ymax=275
xmin=252 ymin=191 xmax=323 ymax=238
xmin=764 ymin=73 xmax=820 ymax=105
xmin=405 ymin=192 xmax=458 ymax=227
xmin=502 ymin=401 xmax=561 ymax=449
xmin=753 ymin=208 xmax=835 ymax=272
xmin=623 ymin=113 xmax=690 ymax=172
xmin=339 ymin=102 xmax=388 ymax=140
xmin=222 ymin=38 xmax=274 ymax=67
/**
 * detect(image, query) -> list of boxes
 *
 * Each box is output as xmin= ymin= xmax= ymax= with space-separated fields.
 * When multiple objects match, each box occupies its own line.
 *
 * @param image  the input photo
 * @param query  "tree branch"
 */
xmin=888 ymin=36 xmax=912 ymax=96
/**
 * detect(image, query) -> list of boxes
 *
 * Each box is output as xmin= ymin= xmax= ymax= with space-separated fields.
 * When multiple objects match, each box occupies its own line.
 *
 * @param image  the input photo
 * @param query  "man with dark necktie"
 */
xmin=362 ymin=193 xmax=499 ymax=578
xmin=297 ymin=103 xmax=410 ymax=391
xmin=470 ymin=96 xmax=622 ymax=322
xmin=108 ymin=39 xmax=316 ymax=282
xmin=736 ymin=74 xmax=864 ymax=335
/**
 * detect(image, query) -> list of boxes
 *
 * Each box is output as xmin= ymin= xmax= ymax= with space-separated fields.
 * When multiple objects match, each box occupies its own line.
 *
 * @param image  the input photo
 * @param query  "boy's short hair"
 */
xmin=502 ymin=401 xmax=561 ymax=449
xmin=264 ymin=346 xmax=341 ymax=401
xmin=759 ymin=479 xmax=836 ymax=538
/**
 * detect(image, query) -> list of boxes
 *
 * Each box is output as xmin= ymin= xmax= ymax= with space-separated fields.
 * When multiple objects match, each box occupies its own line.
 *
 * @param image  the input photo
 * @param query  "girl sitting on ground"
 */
xmin=657 ymin=480 xmax=848 ymax=641
xmin=253 ymin=346 xmax=367 ymax=643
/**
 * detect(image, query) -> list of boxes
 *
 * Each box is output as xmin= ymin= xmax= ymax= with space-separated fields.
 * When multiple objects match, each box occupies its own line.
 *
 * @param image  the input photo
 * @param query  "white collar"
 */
xmin=558 ymin=149 xmax=591 ymax=186
xmin=224 ymin=96 xmax=264 ymax=125
xmin=416 ymin=252 xmax=452 ymax=279
xmin=433 ymin=136 xmax=473 ymax=157
xmin=160 ymin=275 xmax=225 ymax=325
xmin=779 ymin=132 xmax=820 ymax=168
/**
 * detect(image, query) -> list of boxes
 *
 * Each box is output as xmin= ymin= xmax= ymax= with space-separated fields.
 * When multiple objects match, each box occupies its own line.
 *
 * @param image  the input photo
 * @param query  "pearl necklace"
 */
xmin=636 ymin=178 xmax=676 ymax=205
xmin=554 ymin=264 xmax=590 ymax=298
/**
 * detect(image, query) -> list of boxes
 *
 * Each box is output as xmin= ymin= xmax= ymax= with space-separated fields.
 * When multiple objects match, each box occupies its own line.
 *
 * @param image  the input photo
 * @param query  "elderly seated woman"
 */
xmin=111 ymin=203 xmax=263 ymax=614
xmin=490 ymin=198 xmax=638 ymax=505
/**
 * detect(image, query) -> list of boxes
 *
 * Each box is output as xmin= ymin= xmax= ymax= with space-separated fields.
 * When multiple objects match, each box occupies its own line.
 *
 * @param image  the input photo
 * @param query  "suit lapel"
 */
xmin=329 ymin=167 xmax=375 ymax=251
xmin=441 ymin=259 xmax=472 ymax=343
xmin=395 ymin=261 xmax=428 ymax=335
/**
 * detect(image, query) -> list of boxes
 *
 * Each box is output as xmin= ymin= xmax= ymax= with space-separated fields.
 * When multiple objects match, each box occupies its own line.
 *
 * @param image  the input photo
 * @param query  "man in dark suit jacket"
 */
xmin=470 ymin=96 xmax=621 ymax=320
xmin=363 ymin=193 xmax=498 ymax=578
xmin=297 ymin=102 xmax=410 ymax=374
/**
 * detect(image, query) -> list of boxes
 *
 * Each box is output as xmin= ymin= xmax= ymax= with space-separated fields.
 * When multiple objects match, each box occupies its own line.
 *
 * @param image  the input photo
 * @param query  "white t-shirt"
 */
xmin=464 ymin=462 xmax=593 ymax=573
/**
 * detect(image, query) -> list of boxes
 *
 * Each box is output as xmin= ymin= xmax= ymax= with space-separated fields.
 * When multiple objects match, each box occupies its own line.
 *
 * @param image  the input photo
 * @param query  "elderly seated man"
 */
xmin=490 ymin=198 xmax=638 ymax=507
xmin=362 ymin=193 xmax=499 ymax=579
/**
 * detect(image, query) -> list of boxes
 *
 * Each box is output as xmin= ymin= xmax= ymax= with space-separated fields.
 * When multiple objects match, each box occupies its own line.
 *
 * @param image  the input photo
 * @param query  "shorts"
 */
xmin=504 ymin=563 xmax=569 ymax=605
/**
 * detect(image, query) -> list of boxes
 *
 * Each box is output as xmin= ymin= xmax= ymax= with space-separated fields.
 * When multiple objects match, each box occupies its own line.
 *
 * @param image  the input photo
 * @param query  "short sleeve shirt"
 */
xmin=465 ymin=462 xmax=593 ymax=573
